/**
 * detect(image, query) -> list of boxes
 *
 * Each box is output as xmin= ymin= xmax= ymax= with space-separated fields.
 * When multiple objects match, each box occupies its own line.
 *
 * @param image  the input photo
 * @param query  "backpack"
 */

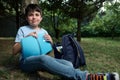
xmin=53 ymin=34 xmax=86 ymax=68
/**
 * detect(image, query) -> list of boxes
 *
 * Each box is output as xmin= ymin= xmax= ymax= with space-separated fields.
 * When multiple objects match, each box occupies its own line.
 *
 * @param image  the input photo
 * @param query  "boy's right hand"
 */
xmin=27 ymin=32 xmax=38 ymax=38
xmin=12 ymin=42 xmax=21 ymax=55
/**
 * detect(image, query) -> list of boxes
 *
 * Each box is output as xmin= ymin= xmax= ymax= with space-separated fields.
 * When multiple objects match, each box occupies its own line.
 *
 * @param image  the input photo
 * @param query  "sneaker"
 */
xmin=110 ymin=72 xmax=119 ymax=80
xmin=86 ymin=72 xmax=119 ymax=80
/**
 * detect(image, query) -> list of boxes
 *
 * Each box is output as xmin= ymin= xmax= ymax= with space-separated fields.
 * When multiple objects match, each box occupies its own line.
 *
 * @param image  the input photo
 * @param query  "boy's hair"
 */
xmin=25 ymin=4 xmax=42 ymax=17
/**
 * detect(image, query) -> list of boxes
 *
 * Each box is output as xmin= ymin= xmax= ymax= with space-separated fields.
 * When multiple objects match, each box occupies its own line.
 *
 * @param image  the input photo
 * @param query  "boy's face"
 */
xmin=26 ymin=11 xmax=42 ymax=27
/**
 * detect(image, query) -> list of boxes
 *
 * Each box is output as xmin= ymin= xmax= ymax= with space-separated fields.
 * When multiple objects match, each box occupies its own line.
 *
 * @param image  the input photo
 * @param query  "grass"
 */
xmin=0 ymin=37 xmax=120 ymax=80
xmin=80 ymin=37 xmax=120 ymax=74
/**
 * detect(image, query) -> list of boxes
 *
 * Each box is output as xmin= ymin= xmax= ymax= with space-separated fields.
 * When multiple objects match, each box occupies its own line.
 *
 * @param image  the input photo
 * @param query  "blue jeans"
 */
xmin=20 ymin=55 xmax=87 ymax=80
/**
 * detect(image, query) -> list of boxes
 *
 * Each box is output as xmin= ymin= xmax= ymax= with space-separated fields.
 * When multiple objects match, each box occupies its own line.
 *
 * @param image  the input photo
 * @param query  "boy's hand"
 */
xmin=27 ymin=32 xmax=38 ymax=38
xmin=12 ymin=42 xmax=21 ymax=55
xmin=44 ymin=34 xmax=53 ymax=44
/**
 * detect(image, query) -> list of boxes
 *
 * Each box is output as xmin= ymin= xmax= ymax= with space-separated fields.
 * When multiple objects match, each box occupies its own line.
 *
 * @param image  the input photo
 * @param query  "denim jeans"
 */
xmin=20 ymin=55 xmax=87 ymax=80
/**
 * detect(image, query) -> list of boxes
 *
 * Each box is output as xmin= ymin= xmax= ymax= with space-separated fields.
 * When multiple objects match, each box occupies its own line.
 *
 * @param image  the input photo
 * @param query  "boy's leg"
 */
xmin=20 ymin=55 xmax=87 ymax=80
xmin=55 ymin=58 xmax=73 ymax=67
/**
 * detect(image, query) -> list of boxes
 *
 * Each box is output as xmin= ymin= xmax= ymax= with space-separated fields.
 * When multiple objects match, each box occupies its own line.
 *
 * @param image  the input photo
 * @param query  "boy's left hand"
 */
xmin=44 ymin=34 xmax=53 ymax=44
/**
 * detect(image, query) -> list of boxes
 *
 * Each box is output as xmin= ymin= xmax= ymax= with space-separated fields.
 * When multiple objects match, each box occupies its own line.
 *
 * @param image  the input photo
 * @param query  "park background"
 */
xmin=0 ymin=0 xmax=120 ymax=80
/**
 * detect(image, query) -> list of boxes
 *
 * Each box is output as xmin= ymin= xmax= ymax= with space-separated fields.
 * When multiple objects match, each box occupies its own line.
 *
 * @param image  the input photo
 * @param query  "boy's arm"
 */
xmin=12 ymin=42 xmax=21 ymax=55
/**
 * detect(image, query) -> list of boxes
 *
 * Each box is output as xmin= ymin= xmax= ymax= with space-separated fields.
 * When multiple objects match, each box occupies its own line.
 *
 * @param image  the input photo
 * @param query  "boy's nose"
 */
xmin=33 ymin=15 xmax=36 ymax=18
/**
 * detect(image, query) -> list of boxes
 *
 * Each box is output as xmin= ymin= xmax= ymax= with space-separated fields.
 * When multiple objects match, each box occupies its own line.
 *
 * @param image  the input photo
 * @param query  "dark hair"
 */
xmin=25 ymin=4 xmax=42 ymax=17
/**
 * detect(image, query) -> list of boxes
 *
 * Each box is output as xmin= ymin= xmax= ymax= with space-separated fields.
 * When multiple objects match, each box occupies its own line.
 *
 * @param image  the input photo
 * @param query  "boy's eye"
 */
xmin=28 ymin=13 xmax=40 ymax=17
xmin=35 ymin=13 xmax=40 ymax=16
xmin=28 ymin=13 xmax=34 ymax=16
xmin=28 ymin=14 xmax=33 ymax=16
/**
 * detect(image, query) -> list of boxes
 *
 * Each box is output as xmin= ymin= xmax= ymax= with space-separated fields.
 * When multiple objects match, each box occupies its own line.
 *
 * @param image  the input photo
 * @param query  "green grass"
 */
xmin=80 ymin=37 xmax=120 ymax=74
xmin=0 ymin=37 xmax=120 ymax=80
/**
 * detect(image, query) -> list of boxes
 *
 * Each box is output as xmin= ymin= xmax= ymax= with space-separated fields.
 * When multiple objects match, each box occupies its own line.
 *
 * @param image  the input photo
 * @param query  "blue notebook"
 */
xmin=21 ymin=34 xmax=52 ymax=59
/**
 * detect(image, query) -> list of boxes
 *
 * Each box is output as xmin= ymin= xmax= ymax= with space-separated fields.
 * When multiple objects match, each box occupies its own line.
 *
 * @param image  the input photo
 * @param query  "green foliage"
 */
xmin=40 ymin=0 xmax=106 ymax=41
xmin=40 ymin=14 xmax=77 ymax=37
xmin=82 ymin=1 xmax=120 ymax=37
xmin=1 ymin=0 xmax=120 ymax=38
xmin=0 ymin=0 xmax=21 ymax=16
xmin=103 ymin=2 xmax=120 ymax=35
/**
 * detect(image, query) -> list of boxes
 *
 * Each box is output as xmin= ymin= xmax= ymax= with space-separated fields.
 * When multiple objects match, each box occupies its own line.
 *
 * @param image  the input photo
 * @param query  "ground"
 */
xmin=0 ymin=37 xmax=120 ymax=80
xmin=0 ymin=38 xmax=61 ymax=80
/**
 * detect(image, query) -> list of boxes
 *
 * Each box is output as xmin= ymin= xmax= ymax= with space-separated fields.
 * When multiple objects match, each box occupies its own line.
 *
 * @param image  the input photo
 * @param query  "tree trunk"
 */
xmin=76 ymin=18 xmax=81 ymax=42
xmin=52 ymin=11 xmax=59 ymax=39
xmin=15 ymin=0 xmax=19 ymax=30
xmin=21 ymin=0 xmax=39 ymax=14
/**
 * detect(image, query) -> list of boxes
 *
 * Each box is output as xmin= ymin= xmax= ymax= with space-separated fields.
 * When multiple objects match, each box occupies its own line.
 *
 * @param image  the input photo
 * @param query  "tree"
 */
xmin=60 ymin=0 xmax=106 ymax=41
xmin=21 ymin=0 xmax=39 ymax=14
xmin=40 ymin=0 xmax=63 ymax=39
xmin=84 ymin=1 xmax=120 ymax=38
xmin=0 ymin=0 xmax=21 ymax=30
xmin=103 ymin=1 xmax=120 ymax=39
xmin=41 ymin=0 xmax=106 ymax=41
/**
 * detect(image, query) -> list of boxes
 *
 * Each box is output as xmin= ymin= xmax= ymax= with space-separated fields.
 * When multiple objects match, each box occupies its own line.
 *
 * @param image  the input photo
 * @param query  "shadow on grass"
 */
xmin=0 ymin=53 xmax=62 ymax=80
xmin=0 ymin=39 xmax=63 ymax=80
